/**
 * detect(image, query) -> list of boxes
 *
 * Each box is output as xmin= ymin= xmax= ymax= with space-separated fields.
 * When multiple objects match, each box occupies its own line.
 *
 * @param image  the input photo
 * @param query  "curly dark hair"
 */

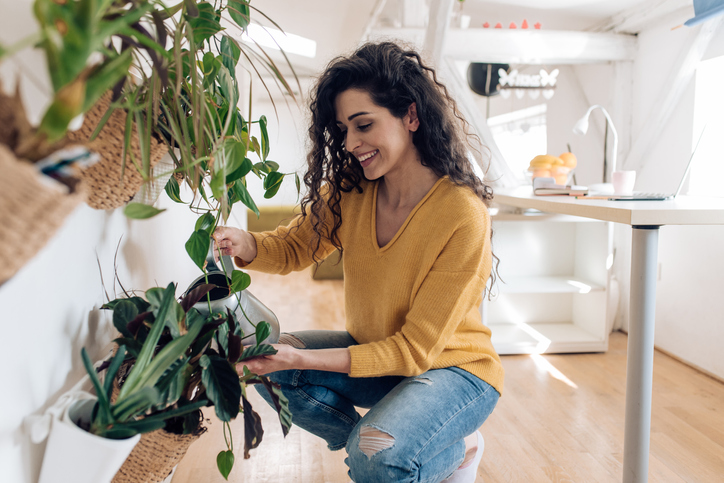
xmin=300 ymin=41 xmax=494 ymax=265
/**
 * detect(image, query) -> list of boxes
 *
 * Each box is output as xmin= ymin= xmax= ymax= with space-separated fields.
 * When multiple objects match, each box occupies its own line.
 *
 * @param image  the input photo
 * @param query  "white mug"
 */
xmin=612 ymin=170 xmax=636 ymax=194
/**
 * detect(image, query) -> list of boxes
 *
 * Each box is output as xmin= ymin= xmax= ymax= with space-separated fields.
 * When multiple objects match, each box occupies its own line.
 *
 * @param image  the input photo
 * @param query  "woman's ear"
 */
xmin=406 ymin=103 xmax=420 ymax=132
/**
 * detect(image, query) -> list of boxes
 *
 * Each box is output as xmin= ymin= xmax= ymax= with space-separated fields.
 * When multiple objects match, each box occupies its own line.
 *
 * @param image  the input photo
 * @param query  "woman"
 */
xmin=213 ymin=42 xmax=504 ymax=483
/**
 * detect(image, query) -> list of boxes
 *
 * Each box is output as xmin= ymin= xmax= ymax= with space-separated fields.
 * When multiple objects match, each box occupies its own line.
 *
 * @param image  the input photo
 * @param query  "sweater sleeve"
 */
xmin=235 ymin=211 xmax=338 ymax=275
xmin=348 ymin=209 xmax=491 ymax=377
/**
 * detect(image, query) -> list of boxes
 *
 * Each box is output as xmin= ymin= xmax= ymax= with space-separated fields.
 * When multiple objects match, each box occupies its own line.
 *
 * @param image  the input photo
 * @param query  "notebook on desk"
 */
xmin=592 ymin=125 xmax=707 ymax=201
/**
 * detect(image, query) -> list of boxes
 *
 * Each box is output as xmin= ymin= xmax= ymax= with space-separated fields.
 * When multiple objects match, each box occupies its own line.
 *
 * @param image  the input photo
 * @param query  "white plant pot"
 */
xmin=38 ymin=398 xmax=141 ymax=483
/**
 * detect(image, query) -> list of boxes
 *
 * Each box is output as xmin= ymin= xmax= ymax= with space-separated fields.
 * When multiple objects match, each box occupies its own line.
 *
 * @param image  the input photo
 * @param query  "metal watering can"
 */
xmin=185 ymin=246 xmax=280 ymax=346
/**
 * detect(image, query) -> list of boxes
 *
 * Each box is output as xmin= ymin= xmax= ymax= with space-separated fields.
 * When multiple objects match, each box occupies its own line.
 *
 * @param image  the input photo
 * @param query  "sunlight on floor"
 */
xmin=530 ymin=353 xmax=578 ymax=388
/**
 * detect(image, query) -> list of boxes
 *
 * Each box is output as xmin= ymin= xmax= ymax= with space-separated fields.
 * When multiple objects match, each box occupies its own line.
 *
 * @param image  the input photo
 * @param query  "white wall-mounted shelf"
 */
xmin=370 ymin=27 xmax=637 ymax=64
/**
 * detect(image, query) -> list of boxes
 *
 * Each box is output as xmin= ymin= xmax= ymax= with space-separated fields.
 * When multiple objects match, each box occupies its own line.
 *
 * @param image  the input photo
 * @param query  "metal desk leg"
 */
xmin=623 ymin=225 xmax=660 ymax=483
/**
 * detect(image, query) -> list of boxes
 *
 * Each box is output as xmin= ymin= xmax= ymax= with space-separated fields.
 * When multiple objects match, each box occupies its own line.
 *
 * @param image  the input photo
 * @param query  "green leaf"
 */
xmin=263 ymin=171 xmax=284 ymax=199
xmin=200 ymin=355 xmax=242 ymax=422
xmin=242 ymin=395 xmax=263 ymax=458
xmin=82 ymin=50 xmax=134 ymax=112
xmin=227 ymin=0 xmax=250 ymax=31
xmin=259 ymin=115 xmax=269 ymax=161
xmin=239 ymin=344 xmax=277 ymax=362
xmin=217 ymin=450 xmax=235 ymax=480
xmin=186 ymin=230 xmax=211 ymax=270
xmin=113 ymin=300 xmax=138 ymax=338
xmin=260 ymin=375 xmax=293 ymax=437
xmin=294 ymin=173 xmax=301 ymax=200
xmin=220 ymin=36 xmax=241 ymax=76
xmin=255 ymin=321 xmax=271 ymax=346
xmin=226 ymin=157 xmax=253 ymax=185
xmin=165 ymin=176 xmax=184 ymax=203
xmin=112 ymin=386 xmax=160 ymax=422
xmin=195 ymin=213 xmax=216 ymax=233
xmin=250 ymin=137 xmax=261 ymax=158
xmin=119 ymin=284 xmax=176 ymax=399
xmin=124 ymin=203 xmax=166 ymax=219
xmin=184 ymin=0 xmax=200 ymax=17
xmin=265 ymin=161 xmax=279 ymax=172
xmin=81 ymin=347 xmax=112 ymax=426
xmin=230 ymin=270 xmax=251 ymax=293
xmin=188 ymin=2 xmax=223 ymax=46
xmin=232 ymin=181 xmax=259 ymax=217
xmin=210 ymin=170 xmax=226 ymax=202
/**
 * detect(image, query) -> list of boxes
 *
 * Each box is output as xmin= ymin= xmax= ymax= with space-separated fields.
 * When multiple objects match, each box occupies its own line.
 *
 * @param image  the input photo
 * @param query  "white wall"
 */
xmin=612 ymin=18 xmax=724 ymax=379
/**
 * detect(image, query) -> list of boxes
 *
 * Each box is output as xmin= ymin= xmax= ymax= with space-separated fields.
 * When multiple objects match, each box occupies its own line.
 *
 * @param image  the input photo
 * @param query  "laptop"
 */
xmin=595 ymin=125 xmax=707 ymax=201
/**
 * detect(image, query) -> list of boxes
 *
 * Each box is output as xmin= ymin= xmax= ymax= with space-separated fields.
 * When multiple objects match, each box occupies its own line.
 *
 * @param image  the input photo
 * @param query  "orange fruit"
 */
xmin=559 ymin=152 xmax=577 ymax=168
xmin=532 ymin=169 xmax=551 ymax=178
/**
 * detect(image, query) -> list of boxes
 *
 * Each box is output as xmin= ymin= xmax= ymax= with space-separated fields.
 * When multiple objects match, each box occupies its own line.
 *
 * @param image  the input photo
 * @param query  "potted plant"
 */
xmin=104 ymin=273 xmax=291 ymax=481
xmin=37 ymin=283 xmax=209 ymax=483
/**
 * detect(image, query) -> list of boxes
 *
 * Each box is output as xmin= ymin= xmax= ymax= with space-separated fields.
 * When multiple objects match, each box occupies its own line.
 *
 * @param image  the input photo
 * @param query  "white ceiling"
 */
xmin=250 ymin=0 xmax=696 ymax=79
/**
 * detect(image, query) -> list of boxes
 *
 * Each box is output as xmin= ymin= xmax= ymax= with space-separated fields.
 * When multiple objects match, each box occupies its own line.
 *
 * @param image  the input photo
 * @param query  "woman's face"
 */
xmin=334 ymin=88 xmax=420 ymax=181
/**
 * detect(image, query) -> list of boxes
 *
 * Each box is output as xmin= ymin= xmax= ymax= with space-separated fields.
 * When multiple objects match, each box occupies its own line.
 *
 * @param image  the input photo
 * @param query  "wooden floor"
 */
xmin=172 ymin=270 xmax=724 ymax=483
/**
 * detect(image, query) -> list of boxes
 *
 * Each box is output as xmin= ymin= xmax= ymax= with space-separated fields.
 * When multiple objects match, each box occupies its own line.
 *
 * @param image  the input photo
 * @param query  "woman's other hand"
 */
xmin=237 ymin=344 xmax=301 ymax=375
xmin=213 ymin=226 xmax=257 ymax=262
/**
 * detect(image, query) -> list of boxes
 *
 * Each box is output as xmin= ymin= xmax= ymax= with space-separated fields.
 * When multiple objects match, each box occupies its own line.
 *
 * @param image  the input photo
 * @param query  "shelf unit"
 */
xmin=483 ymin=208 xmax=612 ymax=354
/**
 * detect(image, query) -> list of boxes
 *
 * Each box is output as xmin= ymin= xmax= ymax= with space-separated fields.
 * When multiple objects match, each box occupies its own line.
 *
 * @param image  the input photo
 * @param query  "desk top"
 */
xmin=494 ymin=186 xmax=724 ymax=226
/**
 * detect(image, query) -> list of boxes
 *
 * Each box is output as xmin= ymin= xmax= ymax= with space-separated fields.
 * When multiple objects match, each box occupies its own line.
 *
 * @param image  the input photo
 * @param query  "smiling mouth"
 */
xmin=357 ymin=150 xmax=378 ymax=166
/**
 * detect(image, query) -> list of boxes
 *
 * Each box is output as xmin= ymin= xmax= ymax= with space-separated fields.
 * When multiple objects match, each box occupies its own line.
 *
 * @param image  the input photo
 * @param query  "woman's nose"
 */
xmin=345 ymin=131 xmax=360 ymax=152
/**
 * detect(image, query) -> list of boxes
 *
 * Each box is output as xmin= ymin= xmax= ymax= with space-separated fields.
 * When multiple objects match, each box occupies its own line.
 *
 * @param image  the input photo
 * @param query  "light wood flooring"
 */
xmin=172 ymin=269 xmax=724 ymax=483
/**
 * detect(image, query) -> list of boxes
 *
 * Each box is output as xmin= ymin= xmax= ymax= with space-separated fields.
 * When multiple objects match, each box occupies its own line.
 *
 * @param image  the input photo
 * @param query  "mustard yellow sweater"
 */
xmin=237 ymin=176 xmax=504 ymax=395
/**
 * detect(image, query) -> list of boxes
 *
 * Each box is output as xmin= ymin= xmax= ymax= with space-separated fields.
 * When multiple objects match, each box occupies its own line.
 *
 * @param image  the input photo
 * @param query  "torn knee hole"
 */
xmin=277 ymin=333 xmax=306 ymax=349
xmin=358 ymin=426 xmax=395 ymax=458
xmin=412 ymin=376 xmax=432 ymax=385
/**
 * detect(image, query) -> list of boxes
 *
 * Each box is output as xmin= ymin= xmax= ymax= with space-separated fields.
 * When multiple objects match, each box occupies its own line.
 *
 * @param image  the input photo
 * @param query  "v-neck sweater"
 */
xmin=237 ymin=176 xmax=504 ymax=395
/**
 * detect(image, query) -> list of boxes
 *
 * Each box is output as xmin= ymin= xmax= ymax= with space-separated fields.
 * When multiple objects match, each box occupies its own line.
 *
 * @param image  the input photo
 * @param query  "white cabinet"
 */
xmin=483 ymin=209 xmax=612 ymax=354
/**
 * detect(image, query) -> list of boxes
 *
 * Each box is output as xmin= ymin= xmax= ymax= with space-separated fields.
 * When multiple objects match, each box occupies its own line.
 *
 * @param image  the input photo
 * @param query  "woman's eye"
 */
xmin=358 ymin=123 xmax=372 ymax=131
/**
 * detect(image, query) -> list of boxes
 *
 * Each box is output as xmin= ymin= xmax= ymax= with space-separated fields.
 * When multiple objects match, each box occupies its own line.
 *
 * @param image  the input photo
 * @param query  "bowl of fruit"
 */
xmin=527 ymin=151 xmax=577 ymax=185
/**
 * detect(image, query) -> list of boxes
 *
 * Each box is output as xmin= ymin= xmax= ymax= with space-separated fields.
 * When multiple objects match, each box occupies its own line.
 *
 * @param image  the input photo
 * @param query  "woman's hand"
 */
xmin=236 ymin=344 xmax=301 ymax=375
xmin=213 ymin=226 xmax=257 ymax=262
xmin=236 ymin=346 xmax=352 ymax=376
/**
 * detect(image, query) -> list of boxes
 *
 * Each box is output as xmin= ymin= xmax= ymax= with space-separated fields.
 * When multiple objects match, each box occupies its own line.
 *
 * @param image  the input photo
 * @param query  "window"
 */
xmin=487 ymin=104 xmax=547 ymax=184
xmin=692 ymin=55 xmax=724 ymax=197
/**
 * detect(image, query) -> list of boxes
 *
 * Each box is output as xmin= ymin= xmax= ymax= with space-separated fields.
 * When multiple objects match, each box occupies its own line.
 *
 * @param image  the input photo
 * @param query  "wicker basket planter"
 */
xmin=0 ymin=144 xmax=85 ymax=284
xmin=111 ymin=424 xmax=206 ymax=483
xmin=67 ymin=94 xmax=168 ymax=210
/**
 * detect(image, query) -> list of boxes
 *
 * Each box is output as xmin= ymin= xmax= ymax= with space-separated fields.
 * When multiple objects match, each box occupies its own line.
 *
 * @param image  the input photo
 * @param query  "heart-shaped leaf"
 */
xmin=195 ymin=213 xmax=216 ymax=233
xmin=230 ymin=270 xmax=251 ymax=293
xmin=255 ymin=321 xmax=271 ymax=346
xmin=227 ymin=0 xmax=250 ymax=31
xmin=186 ymin=230 xmax=211 ymax=270
xmin=217 ymin=449 xmax=235 ymax=479
xmin=165 ymin=176 xmax=184 ymax=203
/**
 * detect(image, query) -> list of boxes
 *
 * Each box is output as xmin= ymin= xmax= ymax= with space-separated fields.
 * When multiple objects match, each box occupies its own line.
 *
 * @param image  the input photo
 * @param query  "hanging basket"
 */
xmin=67 ymin=93 xmax=168 ymax=210
xmin=0 ymin=144 xmax=85 ymax=284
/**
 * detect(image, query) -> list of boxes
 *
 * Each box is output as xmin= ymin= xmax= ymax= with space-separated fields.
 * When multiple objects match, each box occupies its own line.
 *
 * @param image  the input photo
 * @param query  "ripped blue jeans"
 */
xmin=254 ymin=330 xmax=500 ymax=483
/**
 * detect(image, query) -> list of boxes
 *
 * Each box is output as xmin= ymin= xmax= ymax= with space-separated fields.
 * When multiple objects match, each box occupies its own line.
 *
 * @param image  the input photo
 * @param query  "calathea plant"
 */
xmin=81 ymin=283 xmax=209 ymax=439
xmin=105 ymin=279 xmax=292 ymax=478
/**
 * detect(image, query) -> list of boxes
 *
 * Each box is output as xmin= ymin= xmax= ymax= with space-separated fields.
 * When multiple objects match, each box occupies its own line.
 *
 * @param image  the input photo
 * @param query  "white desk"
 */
xmin=494 ymin=187 xmax=724 ymax=483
